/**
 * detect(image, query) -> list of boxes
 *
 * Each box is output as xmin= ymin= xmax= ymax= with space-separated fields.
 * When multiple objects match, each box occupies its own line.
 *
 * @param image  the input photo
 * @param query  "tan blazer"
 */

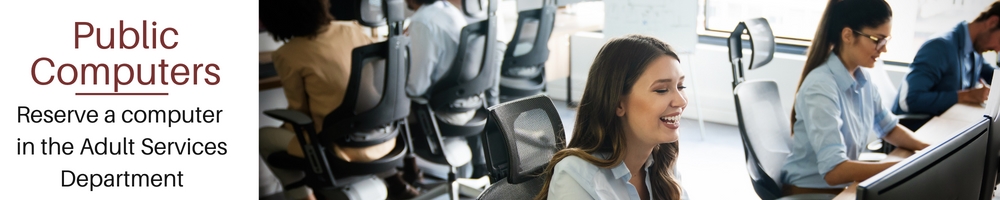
xmin=273 ymin=21 xmax=394 ymax=162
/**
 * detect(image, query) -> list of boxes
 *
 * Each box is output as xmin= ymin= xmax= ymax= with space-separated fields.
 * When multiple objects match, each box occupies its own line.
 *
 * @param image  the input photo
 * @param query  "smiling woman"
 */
xmin=536 ymin=34 xmax=689 ymax=200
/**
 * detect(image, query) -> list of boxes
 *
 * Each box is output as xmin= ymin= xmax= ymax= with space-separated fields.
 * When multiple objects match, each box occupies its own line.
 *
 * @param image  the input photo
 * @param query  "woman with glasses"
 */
xmin=781 ymin=0 xmax=929 ymax=195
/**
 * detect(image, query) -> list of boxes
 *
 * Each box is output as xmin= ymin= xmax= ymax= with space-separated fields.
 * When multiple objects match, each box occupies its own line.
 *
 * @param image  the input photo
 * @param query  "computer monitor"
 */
xmin=857 ymin=118 xmax=991 ymax=199
xmin=988 ymin=113 xmax=1000 ymax=199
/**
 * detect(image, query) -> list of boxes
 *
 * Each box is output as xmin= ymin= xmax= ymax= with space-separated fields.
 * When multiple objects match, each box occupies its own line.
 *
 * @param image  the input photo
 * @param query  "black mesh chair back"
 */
xmin=263 ymin=39 xmax=411 ymax=189
xmin=498 ymin=3 xmax=555 ymax=102
xmin=478 ymin=94 xmax=566 ymax=199
xmin=401 ymin=2 xmax=502 ymax=199
xmin=320 ymin=37 xmax=410 ymax=147
xmin=733 ymin=80 xmax=792 ymax=200
xmin=426 ymin=18 xmax=498 ymax=118
xmin=410 ymin=3 xmax=500 ymax=167
xmin=262 ymin=0 xmax=411 ymax=198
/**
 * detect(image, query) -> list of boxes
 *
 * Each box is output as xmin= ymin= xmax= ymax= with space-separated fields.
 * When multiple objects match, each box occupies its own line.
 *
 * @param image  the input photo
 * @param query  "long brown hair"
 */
xmin=791 ymin=0 xmax=892 ymax=135
xmin=534 ymin=34 xmax=682 ymax=200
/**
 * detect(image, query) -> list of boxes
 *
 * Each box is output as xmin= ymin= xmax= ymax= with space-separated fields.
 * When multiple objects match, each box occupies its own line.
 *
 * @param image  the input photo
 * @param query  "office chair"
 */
xmin=732 ymin=80 xmax=798 ymax=200
xmin=728 ymin=18 xmax=784 ymax=200
xmin=406 ymin=0 xmax=498 ymax=198
xmin=478 ymin=94 xmax=566 ymax=200
xmin=263 ymin=42 xmax=410 ymax=199
xmin=262 ymin=0 xmax=413 ymax=199
xmin=729 ymin=18 xmax=839 ymax=200
xmin=498 ymin=1 xmax=555 ymax=103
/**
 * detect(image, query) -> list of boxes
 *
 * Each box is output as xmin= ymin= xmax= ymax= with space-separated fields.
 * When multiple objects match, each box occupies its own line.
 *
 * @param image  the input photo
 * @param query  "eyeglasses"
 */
xmin=853 ymin=30 xmax=890 ymax=51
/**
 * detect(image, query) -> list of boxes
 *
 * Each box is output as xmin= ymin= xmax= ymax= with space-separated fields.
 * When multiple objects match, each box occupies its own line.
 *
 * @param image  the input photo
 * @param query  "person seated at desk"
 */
xmin=404 ymin=0 xmax=478 ymax=124
xmin=446 ymin=0 xmax=507 ymax=107
xmin=893 ymin=1 xmax=1000 ymax=116
xmin=783 ymin=0 xmax=930 ymax=195
xmin=260 ymin=0 xmax=392 ymax=162
xmin=535 ymin=35 xmax=688 ymax=200
xmin=259 ymin=0 xmax=416 ymax=199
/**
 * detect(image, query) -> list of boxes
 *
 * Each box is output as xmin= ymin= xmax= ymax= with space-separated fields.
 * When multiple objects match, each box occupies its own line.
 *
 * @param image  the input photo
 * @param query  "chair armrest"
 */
xmin=896 ymin=113 xmax=931 ymax=121
xmin=871 ymin=113 xmax=932 ymax=153
xmin=776 ymin=193 xmax=836 ymax=200
xmin=896 ymin=113 xmax=932 ymax=132
xmin=264 ymin=109 xmax=314 ymax=127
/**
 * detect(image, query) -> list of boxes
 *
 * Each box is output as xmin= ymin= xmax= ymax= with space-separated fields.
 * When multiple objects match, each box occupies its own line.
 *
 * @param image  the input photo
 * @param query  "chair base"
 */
xmin=411 ymin=181 xmax=484 ymax=200
xmin=409 ymin=167 xmax=486 ymax=200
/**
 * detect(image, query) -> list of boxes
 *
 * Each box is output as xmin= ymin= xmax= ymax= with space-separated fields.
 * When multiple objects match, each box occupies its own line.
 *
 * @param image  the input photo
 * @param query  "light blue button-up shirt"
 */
xmin=547 ymin=152 xmax=689 ymax=200
xmin=782 ymin=54 xmax=899 ymax=189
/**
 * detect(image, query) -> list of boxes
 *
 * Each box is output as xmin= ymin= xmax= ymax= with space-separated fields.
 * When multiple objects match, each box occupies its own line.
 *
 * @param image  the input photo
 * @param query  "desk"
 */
xmin=833 ymin=103 xmax=986 ymax=199
xmin=833 ymin=149 xmax=914 ymax=200
xmin=904 ymin=103 xmax=986 ymax=147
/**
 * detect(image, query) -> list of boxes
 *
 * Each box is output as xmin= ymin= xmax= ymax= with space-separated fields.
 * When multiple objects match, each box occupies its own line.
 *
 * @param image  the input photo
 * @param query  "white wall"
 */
xmin=603 ymin=0 xmax=698 ymax=53
xmin=550 ymin=32 xmax=912 ymax=126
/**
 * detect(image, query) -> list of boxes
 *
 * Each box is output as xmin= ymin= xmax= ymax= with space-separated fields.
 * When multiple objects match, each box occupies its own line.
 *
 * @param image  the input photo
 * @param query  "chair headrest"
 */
xmin=727 ymin=17 xmax=774 ymax=71
xmin=482 ymin=94 xmax=566 ymax=184
xmin=460 ymin=0 xmax=497 ymax=19
xmin=503 ymin=5 xmax=555 ymax=68
xmin=354 ymin=0 xmax=408 ymax=27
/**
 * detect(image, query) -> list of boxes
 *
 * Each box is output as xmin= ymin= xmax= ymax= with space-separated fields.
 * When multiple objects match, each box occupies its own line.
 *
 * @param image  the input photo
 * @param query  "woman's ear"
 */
xmin=617 ymin=100 xmax=626 ymax=117
xmin=841 ymin=27 xmax=854 ymax=45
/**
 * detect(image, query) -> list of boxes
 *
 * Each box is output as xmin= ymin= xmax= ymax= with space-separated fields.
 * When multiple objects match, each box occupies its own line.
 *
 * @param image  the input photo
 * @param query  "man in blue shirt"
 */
xmin=894 ymin=3 xmax=1000 ymax=116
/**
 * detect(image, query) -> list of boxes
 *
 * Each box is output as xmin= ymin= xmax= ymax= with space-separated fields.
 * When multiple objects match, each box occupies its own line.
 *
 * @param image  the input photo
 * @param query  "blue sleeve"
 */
xmin=980 ymin=55 xmax=996 ymax=85
xmin=902 ymin=39 xmax=957 ymax=115
xmin=796 ymin=84 xmax=849 ymax=177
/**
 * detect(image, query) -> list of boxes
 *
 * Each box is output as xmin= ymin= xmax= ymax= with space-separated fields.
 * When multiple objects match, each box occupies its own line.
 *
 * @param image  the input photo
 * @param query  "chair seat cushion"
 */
xmin=500 ymin=77 xmax=544 ymax=89
xmin=512 ymin=42 xmax=533 ymax=57
xmin=333 ymin=137 xmax=397 ymax=162
xmin=265 ymin=133 xmax=408 ymax=178
xmin=442 ymin=137 xmax=473 ymax=166
xmin=504 ymin=65 xmax=542 ymax=78
xmin=437 ymin=108 xmax=489 ymax=137
xmin=414 ymin=136 xmax=473 ymax=166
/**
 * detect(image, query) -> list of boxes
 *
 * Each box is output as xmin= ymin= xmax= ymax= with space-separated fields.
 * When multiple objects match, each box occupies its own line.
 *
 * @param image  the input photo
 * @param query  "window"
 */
xmin=704 ymin=0 xmax=826 ymax=41
xmin=702 ymin=0 xmax=999 ymax=63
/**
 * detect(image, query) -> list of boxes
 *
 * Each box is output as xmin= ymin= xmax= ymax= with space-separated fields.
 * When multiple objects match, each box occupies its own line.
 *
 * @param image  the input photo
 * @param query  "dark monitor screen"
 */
xmin=857 ymin=118 xmax=990 ymax=199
